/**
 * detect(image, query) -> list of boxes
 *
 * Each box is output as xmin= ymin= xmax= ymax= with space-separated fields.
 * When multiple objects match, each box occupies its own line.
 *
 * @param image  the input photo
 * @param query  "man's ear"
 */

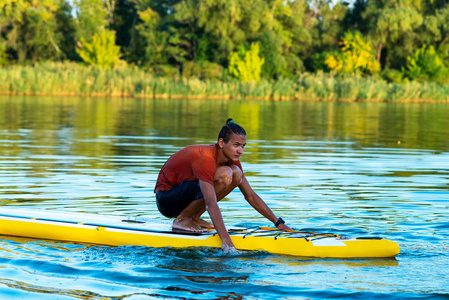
xmin=218 ymin=138 xmax=224 ymax=148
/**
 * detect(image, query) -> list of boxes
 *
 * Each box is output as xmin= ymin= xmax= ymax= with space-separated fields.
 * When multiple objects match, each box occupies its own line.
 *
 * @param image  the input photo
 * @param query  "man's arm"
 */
xmin=199 ymin=180 xmax=235 ymax=250
xmin=238 ymin=176 xmax=291 ymax=230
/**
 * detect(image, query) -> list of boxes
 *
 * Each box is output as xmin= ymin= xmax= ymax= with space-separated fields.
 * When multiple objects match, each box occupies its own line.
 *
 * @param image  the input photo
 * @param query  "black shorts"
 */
xmin=155 ymin=180 xmax=204 ymax=218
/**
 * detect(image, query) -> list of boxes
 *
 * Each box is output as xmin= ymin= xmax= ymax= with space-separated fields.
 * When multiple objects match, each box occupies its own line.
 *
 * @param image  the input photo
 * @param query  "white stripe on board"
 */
xmin=311 ymin=238 xmax=347 ymax=246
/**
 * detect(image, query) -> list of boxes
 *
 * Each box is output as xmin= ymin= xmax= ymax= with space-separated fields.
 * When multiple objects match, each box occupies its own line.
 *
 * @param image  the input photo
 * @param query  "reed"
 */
xmin=0 ymin=61 xmax=447 ymax=102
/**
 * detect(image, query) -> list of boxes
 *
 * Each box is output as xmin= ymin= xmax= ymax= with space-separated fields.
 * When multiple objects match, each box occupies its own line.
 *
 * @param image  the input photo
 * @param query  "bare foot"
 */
xmin=173 ymin=217 xmax=207 ymax=233
xmin=193 ymin=218 xmax=214 ymax=229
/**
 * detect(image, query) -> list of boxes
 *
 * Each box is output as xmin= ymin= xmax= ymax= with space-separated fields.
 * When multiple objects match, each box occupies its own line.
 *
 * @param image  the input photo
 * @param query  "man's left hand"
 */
xmin=277 ymin=223 xmax=292 ymax=231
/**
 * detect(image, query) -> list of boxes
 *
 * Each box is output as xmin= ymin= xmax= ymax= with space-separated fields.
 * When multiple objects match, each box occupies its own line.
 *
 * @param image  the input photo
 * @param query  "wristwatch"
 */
xmin=275 ymin=217 xmax=285 ymax=227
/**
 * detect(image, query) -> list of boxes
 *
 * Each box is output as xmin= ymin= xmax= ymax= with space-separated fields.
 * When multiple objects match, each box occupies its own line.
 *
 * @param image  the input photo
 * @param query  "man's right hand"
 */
xmin=222 ymin=242 xmax=239 ymax=254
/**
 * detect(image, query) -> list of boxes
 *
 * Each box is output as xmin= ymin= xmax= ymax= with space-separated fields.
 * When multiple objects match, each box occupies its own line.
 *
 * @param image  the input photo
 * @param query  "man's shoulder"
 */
xmin=184 ymin=144 xmax=216 ymax=156
xmin=172 ymin=144 xmax=216 ymax=165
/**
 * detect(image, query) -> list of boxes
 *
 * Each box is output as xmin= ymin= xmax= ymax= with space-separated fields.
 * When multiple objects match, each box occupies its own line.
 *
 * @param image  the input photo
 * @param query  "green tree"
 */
xmin=312 ymin=0 xmax=348 ymax=53
xmin=174 ymin=0 xmax=316 ymax=77
xmin=257 ymin=0 xmax=316 ymax=77
xmin=76 ymin=29 xmax=122 ymax=68
xmin=308 ymin=0 xmax=348 ymax=72
xmin=104 ymin=0 xmax=116 ymax=28
xmin=438 ymin=44 xmax=449 ymax=67
xmin=403 ymin=45 xmax=448 ymax=82
xmin=174 ymin=0 xmax=267 ymax=64
xmin=228 ymin=42 xmax=264 ymax=82
xmin=110 ymin=0 xmax=138 ymax=54
xmin=128 ymin=1 xmax=188 ymax=68
xmin=343 ymin=0 xmax=370 ymax=34
xmin=422 ymin=5 xmax=449 ymax=54
xmin=73 ymin=0 xmax=109 ymax=42
xmin=362 ymin=0 xmax=423 ymax=68
xmin=0 ymin=0 xmax=71 ymax=63
xmin=257 ymin=30 xmax=287 ymax=77
xmin=0 ymin=39 xmax=7 ymax=65
xmin=133 ymin=7 xmax=169 ymax=67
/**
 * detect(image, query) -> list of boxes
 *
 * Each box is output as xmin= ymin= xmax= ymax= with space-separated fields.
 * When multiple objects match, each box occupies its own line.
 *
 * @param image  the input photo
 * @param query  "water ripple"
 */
xmin=1 ymin=97 xmax=449 ymax=298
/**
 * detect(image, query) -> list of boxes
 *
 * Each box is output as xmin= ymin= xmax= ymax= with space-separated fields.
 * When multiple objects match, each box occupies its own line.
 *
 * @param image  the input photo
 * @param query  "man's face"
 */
xmin=220 ymin=133 xmax=246 ymax=162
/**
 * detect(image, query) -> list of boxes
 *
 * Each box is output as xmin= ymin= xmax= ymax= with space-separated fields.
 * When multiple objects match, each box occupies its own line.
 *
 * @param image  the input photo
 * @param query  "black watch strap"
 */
xmin=275 ymin=217 xmax=285 ymax=227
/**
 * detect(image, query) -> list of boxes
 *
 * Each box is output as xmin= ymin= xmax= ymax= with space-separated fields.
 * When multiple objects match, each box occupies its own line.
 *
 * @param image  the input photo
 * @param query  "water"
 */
xmin=0 ymin=95 xmax=448 ymax=299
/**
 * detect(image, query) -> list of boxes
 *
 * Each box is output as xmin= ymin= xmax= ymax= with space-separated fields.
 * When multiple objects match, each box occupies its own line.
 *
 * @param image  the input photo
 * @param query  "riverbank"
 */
xmin=1 ymin=62 xmax=448 ymax=102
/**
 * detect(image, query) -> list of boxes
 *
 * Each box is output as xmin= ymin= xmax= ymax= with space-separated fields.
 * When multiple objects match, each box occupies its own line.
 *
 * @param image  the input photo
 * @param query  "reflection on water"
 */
xmin=0 ymin=95 xmax=448 ymax=299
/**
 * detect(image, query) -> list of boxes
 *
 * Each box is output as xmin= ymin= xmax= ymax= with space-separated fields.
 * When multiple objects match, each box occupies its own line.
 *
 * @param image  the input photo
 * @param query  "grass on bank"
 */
xmin=0 ymin=62 xmax=448 ymax=102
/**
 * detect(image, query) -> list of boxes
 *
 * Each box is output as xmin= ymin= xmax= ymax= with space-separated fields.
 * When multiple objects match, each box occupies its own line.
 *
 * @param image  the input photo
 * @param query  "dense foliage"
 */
xmin=0 ymin=0 xmax=448 ymax=83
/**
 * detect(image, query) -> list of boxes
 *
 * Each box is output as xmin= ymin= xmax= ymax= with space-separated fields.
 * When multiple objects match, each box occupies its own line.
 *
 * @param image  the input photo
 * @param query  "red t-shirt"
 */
xmin=154 ymin=144 xmax=242 ymax=192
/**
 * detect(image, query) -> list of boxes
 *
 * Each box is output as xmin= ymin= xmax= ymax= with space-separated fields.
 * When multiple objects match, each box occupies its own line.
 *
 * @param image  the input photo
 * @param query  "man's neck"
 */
xmin=216 ymin=144 xmax=229 ymax=166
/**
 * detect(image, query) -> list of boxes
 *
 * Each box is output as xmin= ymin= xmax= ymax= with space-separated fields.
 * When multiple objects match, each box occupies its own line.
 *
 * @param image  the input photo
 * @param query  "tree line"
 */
xmin=1 ymin=0 xmax=448 ymax=83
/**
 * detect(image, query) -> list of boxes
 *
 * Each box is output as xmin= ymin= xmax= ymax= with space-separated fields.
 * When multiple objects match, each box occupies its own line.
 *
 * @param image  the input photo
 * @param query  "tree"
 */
xmin=257 ymin=0 xmax=316 ymax=77
xmin=421 ymin=5 xmax=449 ymax=54
xmin=312 ymin=0 xmax=348 ymax=53
xmin=0 ymin=39 xmax=7 ymax=65
xmin=104 ymin=0 xmax=116 ymax=28
xmin=343 ymin=0 xmax=370 ymax=34
xmin=362 ymin=0 xmax=423 ymax=68
xmin=76 ymin=30 xmax=122 ymax=68
xmin=174 ymin=0 xmax=269 ymax=64
xmin=403 ymin=45 xmax=448 ymax=82
xmin=133 ymin=7 xmax=169 ymax=67
xmin=228 ymin=42 xmax=264 ymax=82
xmin=438 ymin=44 xmax=449 ymax=68
xmin=0 ymin=0 xmax=72 ymax=63
xmin=73 ymin=0 xmax=109 ymax=42
xmin=173 ymin=0 xmax=316 ymax=77
xmin=257 ymin=30 xmax=288 ymax=78
xmin=110 ymin=0 xmax=138 ymax=53
xmin=325 ymin=31 xmax=380 ymax=75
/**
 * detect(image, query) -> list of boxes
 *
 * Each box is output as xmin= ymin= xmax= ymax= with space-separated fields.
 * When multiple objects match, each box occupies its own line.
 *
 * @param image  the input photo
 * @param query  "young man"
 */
xmin=154 ymin=119 xmax=290 ymax=251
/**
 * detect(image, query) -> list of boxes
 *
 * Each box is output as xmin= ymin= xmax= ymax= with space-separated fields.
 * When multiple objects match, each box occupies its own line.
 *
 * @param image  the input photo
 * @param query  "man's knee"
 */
xmin=215 ymin=166 xmax=233 ymax=186
xmin=230 ymin=165 xmax=243 ymax=186
xmin=215 ymin=165 xmax=242 ymax=187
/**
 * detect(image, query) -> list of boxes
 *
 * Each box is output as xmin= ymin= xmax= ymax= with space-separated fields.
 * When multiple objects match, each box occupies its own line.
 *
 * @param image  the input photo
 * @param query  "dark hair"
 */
xmin=218 ymin=118 xmax=246 ymax=143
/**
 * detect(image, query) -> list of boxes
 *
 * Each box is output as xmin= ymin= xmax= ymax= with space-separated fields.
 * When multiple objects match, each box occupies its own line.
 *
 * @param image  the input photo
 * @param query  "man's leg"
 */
xmin=173 ymin=165 xmax=243 ymax=232
xmin=192 ymin=165 xmax=243 ymax=228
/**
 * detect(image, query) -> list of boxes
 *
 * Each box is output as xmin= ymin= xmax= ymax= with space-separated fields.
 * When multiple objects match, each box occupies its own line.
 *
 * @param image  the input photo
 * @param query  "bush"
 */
xmin=182 ymin=61 xmax=224 ymax=80
xmin=150 ymin=64 xmax=179 ymax=77
xmin=403 ymin=45 xmax=448 ymax=83
xmin=325 ymin=32 xmax=380 ymax=75
xmin=228 ymin=43 xmax=265 ymax=82
xmin=76 ymin=30 xmax=122 ymax=69
xmin=311 ymin=52 xmax=332 ymax=72
xmin=381 ymin=68 xmax=406 ymax=83
xmin=437 ymin=44 xmax=449 ymax=67
xmin=0 ymin=40 xmax=7 ymax=66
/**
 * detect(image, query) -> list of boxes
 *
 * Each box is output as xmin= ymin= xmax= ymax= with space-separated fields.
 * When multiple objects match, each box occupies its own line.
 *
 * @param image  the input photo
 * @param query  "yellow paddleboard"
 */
xmin=0 ymin=208 xmax=400 ymax=258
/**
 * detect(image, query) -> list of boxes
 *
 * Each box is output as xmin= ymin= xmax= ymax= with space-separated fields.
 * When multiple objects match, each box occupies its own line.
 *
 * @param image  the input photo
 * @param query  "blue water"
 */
xmin=0 ymin=96 xmax=448 ymax=299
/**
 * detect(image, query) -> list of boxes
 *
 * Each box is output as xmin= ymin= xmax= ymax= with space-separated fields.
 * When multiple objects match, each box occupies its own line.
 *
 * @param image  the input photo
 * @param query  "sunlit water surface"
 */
xmin=0 ymin=96 xmax=448 ymax=299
